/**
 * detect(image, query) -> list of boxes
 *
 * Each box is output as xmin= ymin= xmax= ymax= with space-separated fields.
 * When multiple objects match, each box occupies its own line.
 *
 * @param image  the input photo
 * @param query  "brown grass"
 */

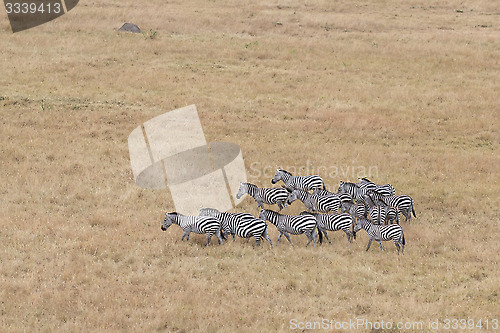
xmin=0 ymin=0 xmax=499 ymax=331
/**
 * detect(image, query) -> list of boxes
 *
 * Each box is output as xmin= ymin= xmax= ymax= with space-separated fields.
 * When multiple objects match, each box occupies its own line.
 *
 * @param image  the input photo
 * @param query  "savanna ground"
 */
xmin=0 ymin=0 xmax=499 ymax=331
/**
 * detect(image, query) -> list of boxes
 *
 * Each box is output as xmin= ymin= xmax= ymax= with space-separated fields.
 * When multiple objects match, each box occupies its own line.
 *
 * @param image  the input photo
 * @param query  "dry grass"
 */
xmin=0 ymin=0 xmax=499 ymax=331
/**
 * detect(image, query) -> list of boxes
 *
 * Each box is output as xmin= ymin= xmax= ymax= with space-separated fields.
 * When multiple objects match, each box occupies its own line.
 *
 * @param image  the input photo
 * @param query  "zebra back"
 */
xmin=164 ymin=212 xmax=221 ymax=235
xmin=260 ymin=209 xmax=316 ymax=234
xmin=360 ymin=178 xmax=396 ymax=196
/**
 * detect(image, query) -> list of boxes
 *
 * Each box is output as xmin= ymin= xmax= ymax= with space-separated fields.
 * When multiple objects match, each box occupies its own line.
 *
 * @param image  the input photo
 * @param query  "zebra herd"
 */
xmin=161 ymin=168 xmax=415 ymax=254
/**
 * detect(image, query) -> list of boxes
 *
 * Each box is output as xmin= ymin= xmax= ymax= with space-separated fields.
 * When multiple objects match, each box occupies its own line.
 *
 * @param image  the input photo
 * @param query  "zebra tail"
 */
xmin=402 ymin=232 xmax=405 ymax=246
xmin=323 ymin=183 xmax=326 ymax=190
xmin=317 ymin=228 xmax=323 ymax=244
xmin=412 ymin=206 xmax=416 ymax=218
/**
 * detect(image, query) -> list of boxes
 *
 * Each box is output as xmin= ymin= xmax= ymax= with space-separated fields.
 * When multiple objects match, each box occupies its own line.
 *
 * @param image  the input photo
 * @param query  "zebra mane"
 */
xmin=279 ymin=168 xmax=292 ymax=176
xmin=168 ymin=212 xmax=178 ymax=215
xmin=360 ymin=177 xmax=372 ymax=182
xmin=244 ymin=182 xmax=258 ymax=189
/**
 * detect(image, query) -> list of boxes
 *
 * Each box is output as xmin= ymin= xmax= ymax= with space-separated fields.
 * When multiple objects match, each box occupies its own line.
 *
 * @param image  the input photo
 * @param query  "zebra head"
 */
xmin=338 ymin=181 xmax=346 ymax=193
xmin=353 ymin=217 xmax=370 ymax=232
xmin=161 ymin=212 xmax=176 ymax=231
xmin=287 ymin=189 xmax=300 ymax=204
xmin=272 ymin=168 xmax=291 ymax=184
xmin=340 ymin=201 xmax=352 ymax=214
xmin=271 ymin=168 xmax=282 ymax=184
xmin=236 ymin=182 xmax=248 ymax=199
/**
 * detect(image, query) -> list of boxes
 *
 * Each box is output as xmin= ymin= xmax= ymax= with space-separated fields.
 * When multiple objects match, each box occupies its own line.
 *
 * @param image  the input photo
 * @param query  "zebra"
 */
xmin=312 ymin=188 xmax=353 ymax=204
xmin=287 ymin=189 xmax=340 ymax=213
xmin=271 ymin=168 xmax=326 ymax=192
xmin=353 ymin=218 xmax=405 ymax=254
xmin=367 ymin=189 xmax=416 ymax=223
xmin=236 ymin=182 xmax=289 ymax=211
xmin=259 ymin=209 xmax=317 ymax=247
xmin=199 ymin=208 xmax=273 ymax=247
xmin=357 ymin=177 xmax=396 ymax=196
xmin=300 ymin=211 xmax=355 ymax=244
xmin=340 ymin=200 xmax=367 ymax=220
xmin=161 ymin=212 xmax=223 ymax=246
xmin=338 ymin=181 xmax=369 ymax=202
xmin=362 ymin=194 xmax=399 ymax=225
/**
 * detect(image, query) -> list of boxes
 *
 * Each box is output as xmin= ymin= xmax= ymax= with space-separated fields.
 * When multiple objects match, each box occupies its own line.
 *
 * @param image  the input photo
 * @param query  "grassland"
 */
xmin=0 ymin=0 xmax=499 ymax=331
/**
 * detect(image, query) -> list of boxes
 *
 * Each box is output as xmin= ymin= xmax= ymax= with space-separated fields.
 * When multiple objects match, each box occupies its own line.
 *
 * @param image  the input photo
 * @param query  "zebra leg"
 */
xmin=378 ymin=241 xmax=384 ymax=251
xmin=276 ymin=232 xmax=283 ymax=246
xmin=205 ymin=233 xmax=212 ymax=246
xmin=283 ymin=232 xmax=294 ymax=247
xmin=215 ymin=230 xmax=224 ymax=245
xmin=262 ymin=228 xmax=273 ymax=248
xmin=366 ymin=239 xmax=373 ymax=251
xmin=232 ymin=233 xmax=236 ymax=242
xmin=182 ymin=231 xmax=190 ymax=241
xmin=305 ymin=231 xmax=315 ymax=247
xmin=403 ymin=209 xmax=410 ymax=222
xmin=394 ymin=240 xmax=401 ymax=254
xmin=344 ymin=229 xmax=353 ymax=243
xmin=254 ymin=235 xmax=261 ymax=247
xmin=277 ymin=201 xmax=283 ymax=211
xmin=322 ymin=229 xmax=331 ymax=244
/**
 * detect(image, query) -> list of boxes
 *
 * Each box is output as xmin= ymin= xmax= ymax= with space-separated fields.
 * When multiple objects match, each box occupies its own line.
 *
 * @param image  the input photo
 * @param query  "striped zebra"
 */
xmin=312 ymin=188 xmax=353 ymax=204
xmin=259 ymin=209 xmax=317 ymax=247
xmin=338 ymin=181 xmax=369 ymax=202
xmin=362 ymin=194 xmax=399 ymax=225
xmin=353 ymin=218 xmax=405 ymax=254
xmin=161 ymin=212 xmax=223 ymax=246
xmin=368 ymin=189 xmax=416 ymax=223
xmin=340 ymin=201 xmax=367 ymax=220
xmin=236 ymin=182 xmax=289 ymax=211
xmin=271 ymin=168 xmax=326 ymax=192
xmin=199 ymin=208 xmax=273 ymax=247
xmin=357 ymin=177 xmax=396 ymax=196
xmin=287 ymin=189 xmax=340 ymax=213
xmin=300 ymin=211 xmax=355 ymax=244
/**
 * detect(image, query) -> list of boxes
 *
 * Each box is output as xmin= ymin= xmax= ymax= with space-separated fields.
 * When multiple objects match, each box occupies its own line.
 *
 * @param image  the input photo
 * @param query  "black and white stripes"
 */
xmin=159 ymin=170 xmax=414 ymax=253
xmin=236 ymin=182 xmax=289 ymax=211
xmin=353 ymin=218 xmax=405 ymax=254
xmin=287 ymin=189 xmax=340 ymax=213
xmin=272 ymin=168 xmax=326 ymax=192
xmin=161 ymin=212 xmax=223 ymax=246
xmin=259 ymin=209 xmax=317 ymax=247
xmin=199 ymin=208 xmax=273 ymax=247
